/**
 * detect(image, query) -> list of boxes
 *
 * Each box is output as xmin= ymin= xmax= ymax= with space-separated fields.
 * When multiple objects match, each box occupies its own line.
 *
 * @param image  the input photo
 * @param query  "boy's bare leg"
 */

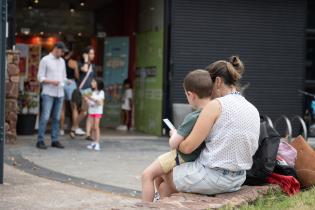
xmin=158 ymin=172 xmax=178 ymax=198
xmin=141 ymin=160 xmax=166 ymax=202
xmin=154 ymin=176 xmax=164 ymax=191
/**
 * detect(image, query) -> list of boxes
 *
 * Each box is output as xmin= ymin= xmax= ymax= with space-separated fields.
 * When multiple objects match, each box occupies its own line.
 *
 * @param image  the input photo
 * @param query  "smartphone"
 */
xmin=163 ymin=118 xmax=176 ymax=130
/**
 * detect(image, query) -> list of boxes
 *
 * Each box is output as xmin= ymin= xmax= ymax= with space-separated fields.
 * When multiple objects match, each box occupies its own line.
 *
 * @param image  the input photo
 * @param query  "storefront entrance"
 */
xmin=12 ymin=0 xmax=165 ymax=136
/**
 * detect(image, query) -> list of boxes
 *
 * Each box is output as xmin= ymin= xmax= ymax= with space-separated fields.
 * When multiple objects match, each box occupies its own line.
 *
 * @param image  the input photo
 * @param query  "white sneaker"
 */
xmin=75 ymin=128 xmax=86 ymax=135
xmin=94 ymin=143 xmax=100 ymax=151
xmin=116 ymin=125 xmax=128 ymax=131
xmin=87 ymin=143 xmax=95 ymax=150
xmin=60 ymin=130 xmax=65 ymax=136
xmin=153 ymin=192 xmax=160 ymax=202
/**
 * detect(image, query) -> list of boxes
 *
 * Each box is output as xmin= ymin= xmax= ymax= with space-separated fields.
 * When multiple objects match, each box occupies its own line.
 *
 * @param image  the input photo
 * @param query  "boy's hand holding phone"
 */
xmin=169 ymin=129 xmax=176 ymax=137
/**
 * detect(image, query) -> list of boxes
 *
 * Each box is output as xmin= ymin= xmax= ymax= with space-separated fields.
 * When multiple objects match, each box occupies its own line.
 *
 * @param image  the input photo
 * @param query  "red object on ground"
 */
xmin=267 ymin=173 xmax=300 ymax=196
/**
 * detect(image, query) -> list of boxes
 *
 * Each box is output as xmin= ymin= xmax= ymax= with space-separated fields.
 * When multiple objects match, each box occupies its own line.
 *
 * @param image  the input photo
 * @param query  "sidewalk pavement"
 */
xmin=1 ymin=164 xmax=276 ymax=210
xmin=1 ymin=164 xmax=139 ymax=210
xmin=5 ymin=134 xmax=169 ymax=193
xmin=2 ymin=132 xmax=284 ymax=209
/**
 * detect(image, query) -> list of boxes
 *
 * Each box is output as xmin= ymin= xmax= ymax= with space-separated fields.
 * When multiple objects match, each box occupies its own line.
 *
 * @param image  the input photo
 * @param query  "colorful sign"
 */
xmin=102 ymin=37 xmax=130 ymax=128
xmin=28 ymin=45 xmax=41 ymax=85
xmin=16 ymin=44 xmax=41 ymax=115
xmin=135 ymin=30 xmax=164 ymax=135
xmin=16 ymin=44 xmax=29 ymax=76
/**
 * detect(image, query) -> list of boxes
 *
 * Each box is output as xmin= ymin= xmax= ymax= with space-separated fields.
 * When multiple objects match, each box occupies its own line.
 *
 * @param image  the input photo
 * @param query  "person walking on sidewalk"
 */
xmin=36 ymin=42 xmax=70 ymax=149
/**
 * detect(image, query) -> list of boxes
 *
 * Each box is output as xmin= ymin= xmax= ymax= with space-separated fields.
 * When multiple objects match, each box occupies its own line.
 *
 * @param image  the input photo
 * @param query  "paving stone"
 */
xmin=147 ymin=185 xmax=278 ymax=210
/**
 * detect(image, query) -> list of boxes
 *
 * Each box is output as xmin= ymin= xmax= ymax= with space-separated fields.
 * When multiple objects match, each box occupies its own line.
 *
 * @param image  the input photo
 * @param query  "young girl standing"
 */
xmin=84 ymin=78 xmax=105 ymax=151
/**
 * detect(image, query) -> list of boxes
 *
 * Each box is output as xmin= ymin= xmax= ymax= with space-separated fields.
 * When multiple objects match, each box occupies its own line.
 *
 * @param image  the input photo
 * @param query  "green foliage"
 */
xmin=18 ymin=91 xmax=39 ymax=114
xmin=220 ymin=187 xmax=315 ymax=210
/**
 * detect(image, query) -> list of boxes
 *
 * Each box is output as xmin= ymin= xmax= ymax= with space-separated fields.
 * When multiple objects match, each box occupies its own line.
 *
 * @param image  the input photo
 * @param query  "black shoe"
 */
xmin=36 ymin=141 xmax=47 ymax=149
xmin=85 ymin=136 xmax=93 ymax=141
xmin=51 ymin=141 xmax=65 ymax=149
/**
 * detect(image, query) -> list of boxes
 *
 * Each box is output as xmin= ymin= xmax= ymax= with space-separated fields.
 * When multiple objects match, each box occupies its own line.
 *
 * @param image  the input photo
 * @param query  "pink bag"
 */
xmin=278 ymin=139 xmax=297 ymax=167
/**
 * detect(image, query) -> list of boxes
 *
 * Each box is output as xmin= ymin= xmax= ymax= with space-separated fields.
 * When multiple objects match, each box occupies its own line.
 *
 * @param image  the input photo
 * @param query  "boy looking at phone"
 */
xmin=141 ymin=69 xmax=213 ymax=202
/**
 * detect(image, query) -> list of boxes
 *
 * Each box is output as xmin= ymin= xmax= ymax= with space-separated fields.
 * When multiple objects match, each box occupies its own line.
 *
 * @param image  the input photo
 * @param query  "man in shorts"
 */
xmin=141 ymin=69 xmax=213 ymax=202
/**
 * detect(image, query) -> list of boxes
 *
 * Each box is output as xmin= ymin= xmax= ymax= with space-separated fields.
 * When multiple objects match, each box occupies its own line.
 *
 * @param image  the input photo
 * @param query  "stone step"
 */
xmin=134 ymin=185 xmax=279 ymax=210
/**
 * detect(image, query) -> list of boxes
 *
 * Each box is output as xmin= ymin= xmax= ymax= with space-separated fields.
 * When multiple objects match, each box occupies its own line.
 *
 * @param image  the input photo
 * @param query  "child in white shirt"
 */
xmin=117 ymin=79 xmax=133 ymax=131
xmin=84 ymin=78 xmax=105 ymax=151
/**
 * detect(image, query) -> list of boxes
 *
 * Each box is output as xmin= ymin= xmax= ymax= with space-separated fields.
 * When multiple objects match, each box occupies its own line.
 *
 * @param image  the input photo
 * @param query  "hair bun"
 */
xmin=228 ymin=56 xmax=244 ymax=76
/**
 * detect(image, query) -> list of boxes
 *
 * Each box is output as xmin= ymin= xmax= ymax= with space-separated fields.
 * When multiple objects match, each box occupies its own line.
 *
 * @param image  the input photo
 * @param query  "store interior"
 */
xmin=12 ymin=0 xmax=165 ymax=136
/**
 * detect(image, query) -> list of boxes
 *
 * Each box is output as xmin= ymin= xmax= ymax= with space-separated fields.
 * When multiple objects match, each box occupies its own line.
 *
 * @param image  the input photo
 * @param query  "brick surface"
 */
xmin=6 ymin=111 xmax=18 ymax=125
xmin=10 ymin=75 xmax=20 ymax=83
xmin=136 ymin=185 xmax=276 ymax=210
xmin=5 ymin=122 xmax=9 ymax=131
xmin=6 ymin=82 xmax=19 ymax=99
xmin=6 ymin=52 xmax=14 ymax=64
xmin=13 ymin=53 xmax=20 ymax=65
xmin=7 ymin=63 xmax=20 ymax=76
xmin=5 ymin=99 xmax=19 ymax=112
xmin=5 ymin=51 xmax=20 ymax=145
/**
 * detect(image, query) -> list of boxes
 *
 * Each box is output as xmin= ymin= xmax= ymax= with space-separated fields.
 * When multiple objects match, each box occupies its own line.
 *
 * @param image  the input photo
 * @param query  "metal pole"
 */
xmin=0 ymin=0 xmax=7 ymax=184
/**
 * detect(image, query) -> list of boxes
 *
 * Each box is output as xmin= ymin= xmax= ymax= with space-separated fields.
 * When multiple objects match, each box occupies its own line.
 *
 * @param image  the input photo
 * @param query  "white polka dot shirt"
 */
xmin=198 ymin=94 xmax=260 ymax=171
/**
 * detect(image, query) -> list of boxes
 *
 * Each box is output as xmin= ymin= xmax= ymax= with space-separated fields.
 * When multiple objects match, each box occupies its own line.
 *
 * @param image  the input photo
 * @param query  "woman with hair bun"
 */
xmin=155 ymin=56 xmax=260 ymax=198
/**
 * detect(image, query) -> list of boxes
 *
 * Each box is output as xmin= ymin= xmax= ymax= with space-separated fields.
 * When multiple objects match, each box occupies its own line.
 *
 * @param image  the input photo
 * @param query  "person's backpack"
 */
xmin=244 ymin=116 xmax=281 ymax=186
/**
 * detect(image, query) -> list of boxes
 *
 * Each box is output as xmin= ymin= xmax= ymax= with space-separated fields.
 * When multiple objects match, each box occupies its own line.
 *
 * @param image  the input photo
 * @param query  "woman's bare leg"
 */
xmin=71 ymin=103 xmax=79 ymax=131
xmin=60 ymin=102 xmax=66 ymax=131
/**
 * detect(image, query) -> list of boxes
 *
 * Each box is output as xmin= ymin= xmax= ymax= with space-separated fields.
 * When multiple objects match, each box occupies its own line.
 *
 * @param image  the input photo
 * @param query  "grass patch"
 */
xmin=220 ymin=187 xmax=315 ymax=210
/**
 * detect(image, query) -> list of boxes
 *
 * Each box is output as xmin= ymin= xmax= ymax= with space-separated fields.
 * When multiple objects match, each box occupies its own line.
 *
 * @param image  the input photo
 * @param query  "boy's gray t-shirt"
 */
xmin=177 ymin=109 xmax=205 ymax=162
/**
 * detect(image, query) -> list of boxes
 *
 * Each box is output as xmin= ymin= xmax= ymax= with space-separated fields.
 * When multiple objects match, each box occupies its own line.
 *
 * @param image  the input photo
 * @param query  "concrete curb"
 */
xmin=4 ymin=151 xmax=141 ymax=198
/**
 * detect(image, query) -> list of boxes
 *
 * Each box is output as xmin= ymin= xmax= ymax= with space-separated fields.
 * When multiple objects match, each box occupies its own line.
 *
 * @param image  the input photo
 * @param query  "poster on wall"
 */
xmin=102 ymin=37 xmax=129 ymax=128
xmin=16 ymin=44 xmax=29 ymax=76
xmin=28 ymin=45 xmax=41 ymax=88
xmin=16 ymin=44 xmax=41 ymax=115
xmin=135 ymin=31 xmax=164 ymax=136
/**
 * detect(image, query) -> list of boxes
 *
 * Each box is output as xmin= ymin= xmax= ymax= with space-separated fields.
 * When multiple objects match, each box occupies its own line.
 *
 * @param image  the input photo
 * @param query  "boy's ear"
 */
xmin=187 ymin=91 xmax=197 ymax=99
xmin=186 ymin=91 xmax=193 ymax=97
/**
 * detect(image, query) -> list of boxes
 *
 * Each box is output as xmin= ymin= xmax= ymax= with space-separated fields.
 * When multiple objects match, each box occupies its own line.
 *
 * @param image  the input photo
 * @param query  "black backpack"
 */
xmin=244 ymin=116 xmax=281 ymax=186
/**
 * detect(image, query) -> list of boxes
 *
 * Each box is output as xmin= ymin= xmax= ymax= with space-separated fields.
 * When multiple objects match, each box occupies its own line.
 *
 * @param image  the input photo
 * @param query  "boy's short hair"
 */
xmin=183 ymin=69 xmax=213 ymax=98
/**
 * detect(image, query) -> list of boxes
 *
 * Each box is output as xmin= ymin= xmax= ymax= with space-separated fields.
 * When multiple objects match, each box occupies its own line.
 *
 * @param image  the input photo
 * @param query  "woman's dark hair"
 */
xmin=83 ymin=46 xmax=94 ymax=54
xmin=93 ymin=78 xmax=104 ymax=91
xmin=205 ymin=56 xmax=244 ymax=86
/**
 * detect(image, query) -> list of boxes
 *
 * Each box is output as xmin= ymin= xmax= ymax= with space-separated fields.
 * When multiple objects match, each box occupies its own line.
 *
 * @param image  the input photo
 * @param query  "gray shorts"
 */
xmin=173 ymin=161 xmax=246 ymax=195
